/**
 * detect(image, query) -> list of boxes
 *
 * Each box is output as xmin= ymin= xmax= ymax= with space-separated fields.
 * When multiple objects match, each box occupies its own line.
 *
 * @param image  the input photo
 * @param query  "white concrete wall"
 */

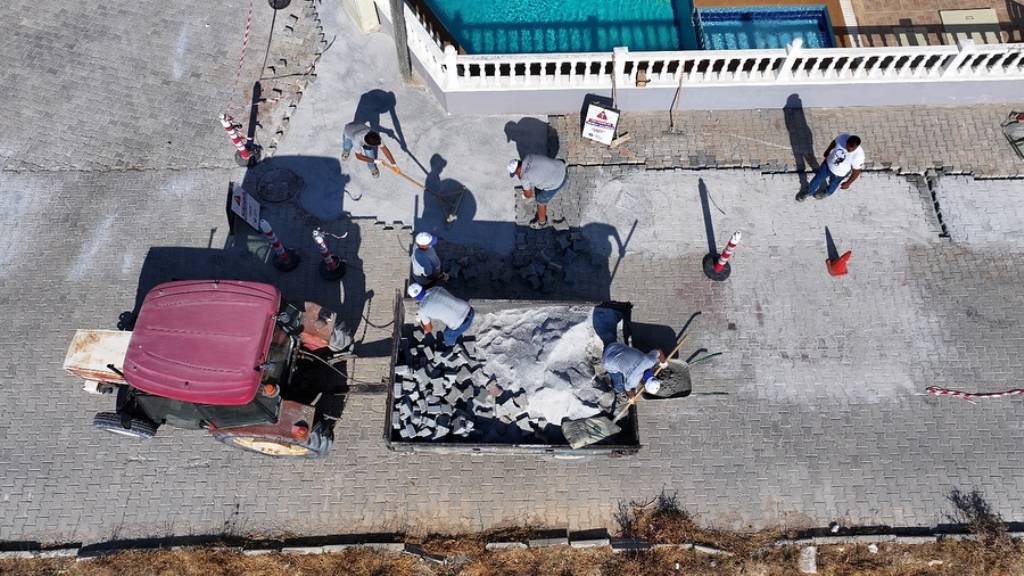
xmin=443 ymin=79 xmax=1024 ymax=114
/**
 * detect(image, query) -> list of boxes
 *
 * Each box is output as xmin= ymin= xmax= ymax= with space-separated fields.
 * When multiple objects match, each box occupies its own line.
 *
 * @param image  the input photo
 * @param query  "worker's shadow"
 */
xmin=353 ymin=89 xmax=427 ymax=175
xmin=504 ymin=118 xmax=560 ymax=158
xmin=415 ymin=153 xmax=519 ymax=256
xmin=784 ymin=93 xmax=817 ymax=191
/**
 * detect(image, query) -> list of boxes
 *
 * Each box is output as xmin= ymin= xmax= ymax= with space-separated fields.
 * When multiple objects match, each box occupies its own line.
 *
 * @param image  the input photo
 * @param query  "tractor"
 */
xmin=63 ymin=280 xmax=353 ymax=458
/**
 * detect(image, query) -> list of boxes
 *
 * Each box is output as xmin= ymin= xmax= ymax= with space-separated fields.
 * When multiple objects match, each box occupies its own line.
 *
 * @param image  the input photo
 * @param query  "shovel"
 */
xmin=562 ymin=335 xmax=688 ymax=449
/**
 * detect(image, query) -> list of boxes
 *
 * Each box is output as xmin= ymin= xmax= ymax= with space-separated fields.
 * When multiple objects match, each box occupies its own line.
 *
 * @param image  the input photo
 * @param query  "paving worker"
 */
xmin=508 ymin=154 xmax=567 ymax=229
xmin=342 ymin=120 xmax=398 ymax=178
xmin=797 ymin=133 xmax=865 ymax=201
xmin=410 ymin=231 xmax=448 ymax=287
xmin=407 ymin=283 xmax=475 ymax=348
xmin=602 ymin=342 xmax=666 ymax=399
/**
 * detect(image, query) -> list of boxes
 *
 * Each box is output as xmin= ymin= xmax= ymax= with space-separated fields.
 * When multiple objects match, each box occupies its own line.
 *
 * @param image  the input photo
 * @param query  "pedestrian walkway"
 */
xmin=553 ymin=104 xmax=1024 ymax=177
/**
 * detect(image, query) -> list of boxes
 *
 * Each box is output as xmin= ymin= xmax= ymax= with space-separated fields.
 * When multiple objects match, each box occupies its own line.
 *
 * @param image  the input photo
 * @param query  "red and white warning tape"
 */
xmin=926 ymin=386 xmax=1024 ymax=403
xmin=228 ymin=0 xmax=256 ymax=112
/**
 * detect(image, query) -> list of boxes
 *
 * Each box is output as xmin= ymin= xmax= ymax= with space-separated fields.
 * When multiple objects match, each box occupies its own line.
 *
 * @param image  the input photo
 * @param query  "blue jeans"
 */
xmin=609 ymin=371 xmax=627 ymax=393
xmin=535 ymin=176 xmax=567 ymax=205
xmin=442 ymin=307 xmax=475 ymax=347
xmin=593 ymin=307 xmax=623 ymax=346
xmin=807 ymin=163 xmax=846 ymax=197
xmin=342 ymin=135 xmax=378 ymax=173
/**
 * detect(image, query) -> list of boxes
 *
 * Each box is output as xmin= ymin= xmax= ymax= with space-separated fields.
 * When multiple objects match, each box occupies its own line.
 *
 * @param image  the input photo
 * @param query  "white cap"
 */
xmin=407 ymin=283 xmax=423 ymax=299
xmin=507 ymin=159 xmax=520 ymax=177
xmin=644 ymin=378 xmax=662 ymax=395
xmin=414 ymin=232 xmax=435 ymax=247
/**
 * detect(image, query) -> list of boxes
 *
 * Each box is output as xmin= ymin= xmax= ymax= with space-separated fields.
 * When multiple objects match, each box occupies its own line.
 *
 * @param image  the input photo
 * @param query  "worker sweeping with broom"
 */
xmin=341 ymin=120 xmax=399 ymax=179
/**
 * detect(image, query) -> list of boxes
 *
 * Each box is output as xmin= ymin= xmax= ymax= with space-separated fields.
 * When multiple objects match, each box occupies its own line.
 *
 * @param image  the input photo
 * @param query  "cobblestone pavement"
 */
xmin=552 ymin=105 xmax=1024 ymax=177
xmin=4 ymin=0 xmax=1024 ymax=547
xmin=0 ymin=0 xmax=317 ymax=172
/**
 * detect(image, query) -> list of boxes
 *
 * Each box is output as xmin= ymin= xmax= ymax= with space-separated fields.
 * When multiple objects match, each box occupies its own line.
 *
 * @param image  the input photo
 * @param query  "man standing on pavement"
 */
xmin=410 ymin=231 xmax=448 ymax=287
xmin=508 ymin=154 xmax=567 ymax=229
xmin=407 ymin=283 xmax=475 ymax=348
xmin=796 ymin=133 xmax=865 ymax=201
xmin=342 ymin=120 xmax=398 ymax=178
xmin=602 ymin=342 xmax=666 ymax=399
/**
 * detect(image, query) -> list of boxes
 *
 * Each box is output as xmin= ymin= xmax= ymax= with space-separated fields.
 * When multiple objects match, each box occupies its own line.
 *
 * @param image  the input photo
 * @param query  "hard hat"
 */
xmin=644 ymin=378 xmax=662 ymax=395
xmin=414 ymin=232 xmax=436 ymax=247
xmin=507 ymin=159 xmax=520 ymax=177
xmin=407 ymin=283 xmax=424 ymax=299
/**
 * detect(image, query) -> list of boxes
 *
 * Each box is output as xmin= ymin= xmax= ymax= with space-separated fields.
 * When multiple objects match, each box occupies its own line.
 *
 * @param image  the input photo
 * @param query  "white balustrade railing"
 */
xmin=443 ymin=39 xmax=1024 ymax=91
xmin=374 ymin=1 xmax=1024 ymax=94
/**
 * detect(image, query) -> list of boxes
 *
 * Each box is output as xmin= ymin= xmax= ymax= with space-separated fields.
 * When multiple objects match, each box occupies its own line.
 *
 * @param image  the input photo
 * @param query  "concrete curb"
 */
xmin=5 ymin=524 xmax=1024 ymax=562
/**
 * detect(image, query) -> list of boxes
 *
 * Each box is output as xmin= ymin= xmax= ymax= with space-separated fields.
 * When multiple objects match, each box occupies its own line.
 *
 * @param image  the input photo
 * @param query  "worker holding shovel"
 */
xmin=602 ymin=342 xmax=667 ymax=400
xmin=508 ymin=154 xmax=567 ymax=229
xmin=341 ymin=121 xmax=399 ymax=178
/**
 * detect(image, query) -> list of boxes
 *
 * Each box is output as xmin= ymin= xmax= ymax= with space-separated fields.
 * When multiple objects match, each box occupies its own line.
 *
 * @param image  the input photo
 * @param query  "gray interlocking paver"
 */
xmin=4 ymin=0 xmax=1024 ymax=548
xmin=552 ymin=106 xmax=1024 ymax=177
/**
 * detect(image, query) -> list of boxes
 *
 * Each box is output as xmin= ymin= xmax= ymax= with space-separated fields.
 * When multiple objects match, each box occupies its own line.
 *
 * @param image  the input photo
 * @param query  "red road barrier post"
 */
xmin=259 ymin=219 xmax=300 ymax=272
xmin=312 ymin=228 xmax=346 ymax=281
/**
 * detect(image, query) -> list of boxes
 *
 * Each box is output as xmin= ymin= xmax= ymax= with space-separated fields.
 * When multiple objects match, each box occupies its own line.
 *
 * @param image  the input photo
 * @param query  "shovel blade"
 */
xmin=562 ymin=416 xmax=622 ymax=449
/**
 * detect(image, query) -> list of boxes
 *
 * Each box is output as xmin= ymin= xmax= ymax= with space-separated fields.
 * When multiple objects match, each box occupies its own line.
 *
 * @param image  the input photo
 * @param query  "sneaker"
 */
xmin=369 ymin=164 xmax=380 ymax=178
xmin=341 ymin=149 xmax=350 ymax=161
xmin=529 ymin=218 xmax=548 ymax=230
xmin=813 ymin=191 xmax=826 ymax=199
xmin=795 ymin=192 xmax=807 ymax=202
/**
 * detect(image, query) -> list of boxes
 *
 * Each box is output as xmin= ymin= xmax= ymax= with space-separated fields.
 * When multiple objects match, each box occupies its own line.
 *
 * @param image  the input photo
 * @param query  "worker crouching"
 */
xmin=407 ymin=283 xmax=475 ymax=349
xmin=602 ymin=342 xmax=666 ymax=400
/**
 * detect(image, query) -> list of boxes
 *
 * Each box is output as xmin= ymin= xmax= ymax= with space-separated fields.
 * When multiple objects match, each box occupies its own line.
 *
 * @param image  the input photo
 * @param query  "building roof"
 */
xmin=124 ymin=280 xmax=280 ymax=406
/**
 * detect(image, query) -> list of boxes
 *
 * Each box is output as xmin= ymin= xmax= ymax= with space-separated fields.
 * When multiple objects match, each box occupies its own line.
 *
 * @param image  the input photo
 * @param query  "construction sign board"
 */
xmin=582 ymin=103 xmax=620 ymax=146
xmin=229 ymin=182 xmax=262 ymax=230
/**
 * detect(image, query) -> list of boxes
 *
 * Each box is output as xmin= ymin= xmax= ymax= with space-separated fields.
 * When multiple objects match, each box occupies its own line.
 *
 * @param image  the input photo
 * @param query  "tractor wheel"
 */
xmin=213 ymin=433 xmax=327 ymax=458
xmin=93 ymin=412 xmax=157 ymax=439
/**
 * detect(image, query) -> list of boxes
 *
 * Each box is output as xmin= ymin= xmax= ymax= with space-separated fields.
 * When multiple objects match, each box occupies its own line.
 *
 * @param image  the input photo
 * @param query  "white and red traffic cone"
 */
xmin=219 ymin=114 xmax=260 ymax=167
xmin=312 ymin=228 xmax=346 ymax=281
xmin=259 ymin=219 xmax=300 ymax=272
xmin=703 ymin=232 xmax=741 ymax=281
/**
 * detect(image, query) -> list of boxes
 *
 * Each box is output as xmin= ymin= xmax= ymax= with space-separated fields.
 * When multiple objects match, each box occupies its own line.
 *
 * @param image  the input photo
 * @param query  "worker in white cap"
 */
xmin=507 ymin=154 xmax=567 ymax=229
xmin=601 ymin=342 xmax=666 ymax=399
xmin=407 ymin=283 xmax=475 ymax=348
xmin=410 ymin=231 xmax=447 ymax=286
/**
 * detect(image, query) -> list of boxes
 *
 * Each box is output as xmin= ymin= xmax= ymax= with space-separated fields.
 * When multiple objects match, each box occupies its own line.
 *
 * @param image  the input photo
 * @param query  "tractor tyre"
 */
xmin=93 ymin=412 xmax=158 ymax=439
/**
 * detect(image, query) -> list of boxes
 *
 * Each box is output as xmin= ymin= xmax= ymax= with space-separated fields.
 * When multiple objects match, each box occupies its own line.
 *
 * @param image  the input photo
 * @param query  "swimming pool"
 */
xmin=696 ymin=6 xmax=835 ymax=50
xmin=420 ymin=0 xmax=700 ymax=54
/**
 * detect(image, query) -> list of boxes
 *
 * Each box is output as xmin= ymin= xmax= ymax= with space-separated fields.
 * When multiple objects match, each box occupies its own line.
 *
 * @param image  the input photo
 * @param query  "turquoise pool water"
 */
xmin=421 ymin=0 xmax=700 ymax=54
xmin=697 ymin=6 xmax=835 ymax=50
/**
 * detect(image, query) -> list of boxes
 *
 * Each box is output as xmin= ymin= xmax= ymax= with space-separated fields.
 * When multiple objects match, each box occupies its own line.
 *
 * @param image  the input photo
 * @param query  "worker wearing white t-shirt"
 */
xmin=797 ymin=133 xmax=865 ymax=201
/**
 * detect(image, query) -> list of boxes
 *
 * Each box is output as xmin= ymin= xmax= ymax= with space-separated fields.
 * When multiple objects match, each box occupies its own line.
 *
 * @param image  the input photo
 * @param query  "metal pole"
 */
xmin=388 ymin=0 xmax=413 ymax=81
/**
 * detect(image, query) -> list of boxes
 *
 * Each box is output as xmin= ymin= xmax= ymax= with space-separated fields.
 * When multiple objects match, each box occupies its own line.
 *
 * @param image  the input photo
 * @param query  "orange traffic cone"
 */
xmin=827 ymin=250 xmax=852 ymax=276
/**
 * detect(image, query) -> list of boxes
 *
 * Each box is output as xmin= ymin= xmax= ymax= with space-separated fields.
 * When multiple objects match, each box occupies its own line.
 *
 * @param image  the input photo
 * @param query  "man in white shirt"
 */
xmin=797 ymin=133 xmax=865 ymax=201
xmin=507 ymin=154 xmax=567 ymax=229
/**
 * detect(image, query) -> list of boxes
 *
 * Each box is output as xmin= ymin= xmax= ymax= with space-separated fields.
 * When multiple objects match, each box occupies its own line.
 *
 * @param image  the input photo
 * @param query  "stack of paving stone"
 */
xmin=390 ymin=329 xmax=563 ymax=443
xmin=443 ymin=231 xmax=593 ymax=295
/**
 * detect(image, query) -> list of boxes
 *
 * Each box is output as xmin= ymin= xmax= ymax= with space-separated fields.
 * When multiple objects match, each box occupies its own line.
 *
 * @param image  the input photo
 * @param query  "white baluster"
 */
xmin=777 ymin=37 xmax=803 ymax=81
xmin=942 ymin=39 xmax=975 ymax=78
